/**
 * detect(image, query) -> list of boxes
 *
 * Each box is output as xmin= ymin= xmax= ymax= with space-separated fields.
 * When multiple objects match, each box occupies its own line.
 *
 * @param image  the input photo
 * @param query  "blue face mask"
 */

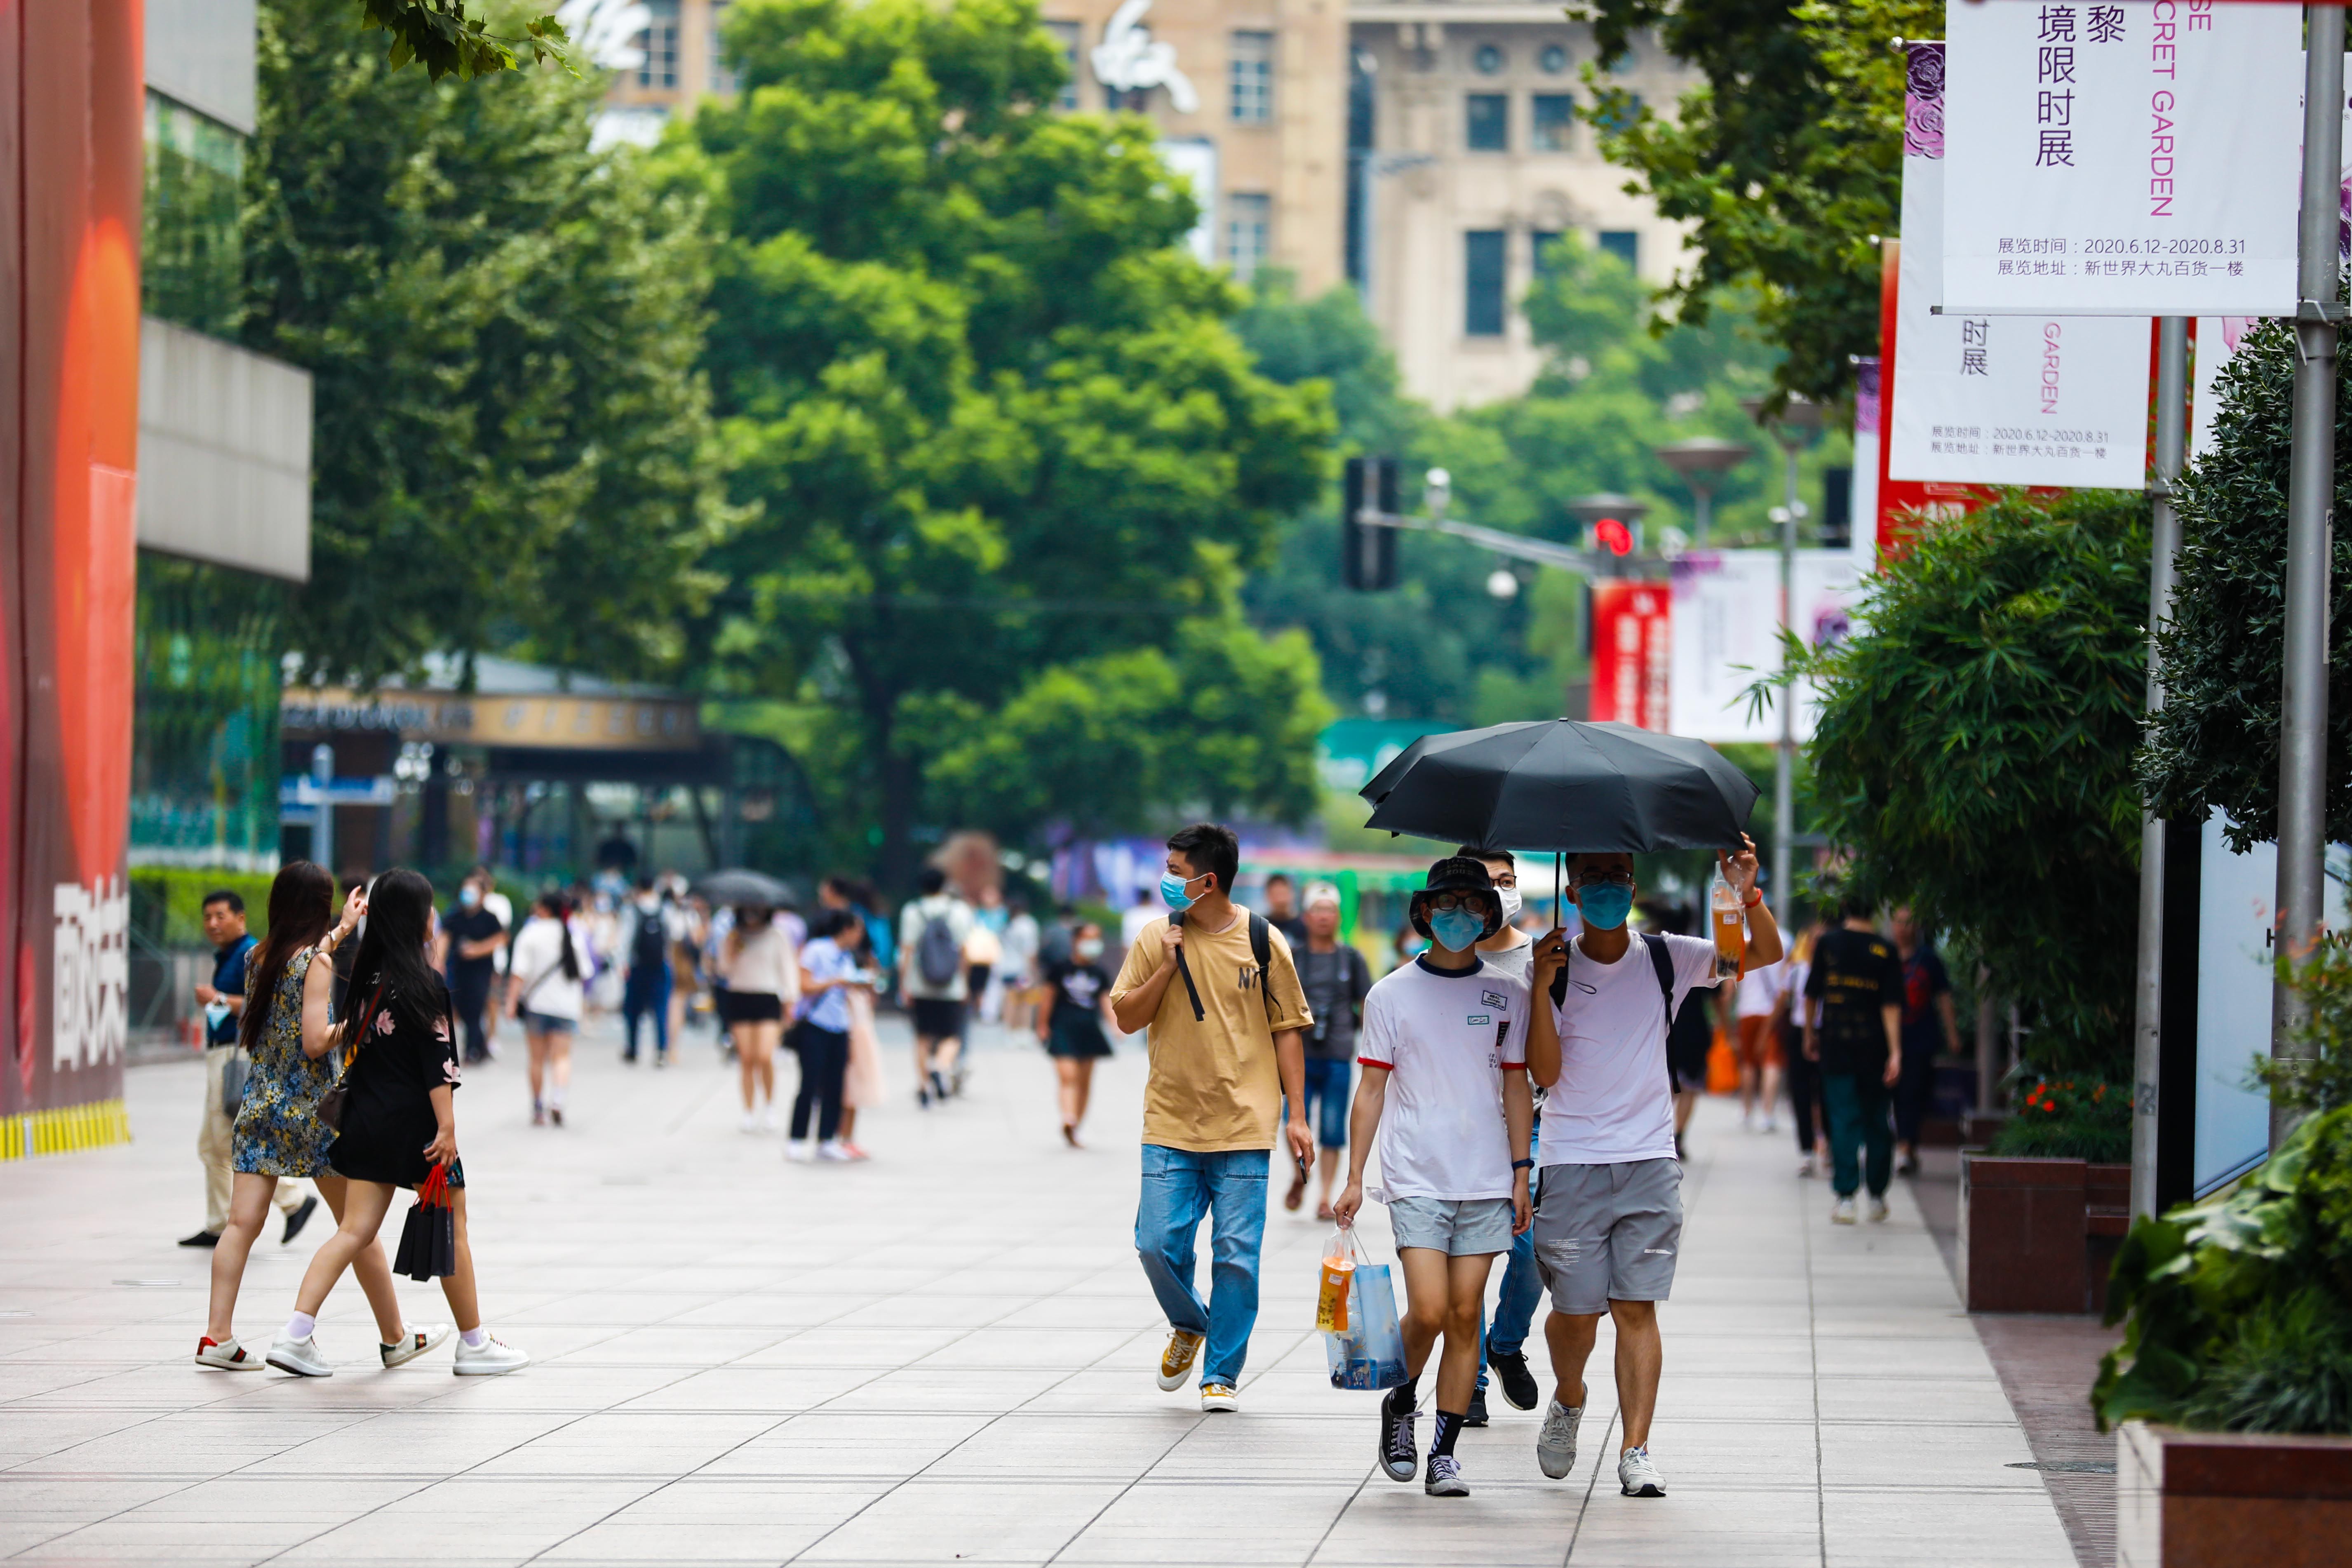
xmin=1428 ymin=906 xmax=1486 ymax=953
xmin=1578 ymin=883 xmax=1635 ymax=931
xmin=1160 ymin=872 xmax=1200 ymax=912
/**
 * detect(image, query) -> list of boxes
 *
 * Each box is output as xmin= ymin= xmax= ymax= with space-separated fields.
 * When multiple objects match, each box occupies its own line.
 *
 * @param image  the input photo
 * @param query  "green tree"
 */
xmin=2143 ymin=316 xmax=2352 ymax=850
xmin=245 ymin=0 xmax=728 ymax=686
xmin=688 ymin=0 xmax=1332 ymax=884
xmin=1776 ymin=491 xmax=2150 ymax=1076
xmin=354 ymin=0 xmax=572 ymax=80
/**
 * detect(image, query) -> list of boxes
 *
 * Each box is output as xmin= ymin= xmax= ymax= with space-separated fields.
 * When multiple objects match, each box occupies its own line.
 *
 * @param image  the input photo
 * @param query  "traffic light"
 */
xmin=1342 ymin=456 xmax=1399 ymax=591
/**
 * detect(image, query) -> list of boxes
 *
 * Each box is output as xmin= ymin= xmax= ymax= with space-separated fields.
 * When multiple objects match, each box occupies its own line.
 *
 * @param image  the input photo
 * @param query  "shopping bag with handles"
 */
xmin=1315 ymin=1226 xmax=1360 ymax=1333
xmin=1324 ymin=1253 xmax=1408 ymax=1391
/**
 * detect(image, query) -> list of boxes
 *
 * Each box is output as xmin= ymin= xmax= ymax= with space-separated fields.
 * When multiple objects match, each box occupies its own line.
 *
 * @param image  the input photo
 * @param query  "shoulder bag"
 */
xmin=316 ymin=977 xmax=388 ymax=1133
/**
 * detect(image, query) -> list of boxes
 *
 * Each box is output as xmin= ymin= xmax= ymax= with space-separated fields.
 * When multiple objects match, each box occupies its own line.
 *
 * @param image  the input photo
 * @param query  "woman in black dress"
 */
xmin=266 ymin=869 xmax=529 ymax=1378
xmin=1035 ymin=920 xmax=1114 ymax=1148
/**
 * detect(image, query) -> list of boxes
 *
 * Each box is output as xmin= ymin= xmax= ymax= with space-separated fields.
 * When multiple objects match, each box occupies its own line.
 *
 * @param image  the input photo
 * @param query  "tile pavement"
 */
xmin=0 ymin=1015 xmax=2077 ymax=1566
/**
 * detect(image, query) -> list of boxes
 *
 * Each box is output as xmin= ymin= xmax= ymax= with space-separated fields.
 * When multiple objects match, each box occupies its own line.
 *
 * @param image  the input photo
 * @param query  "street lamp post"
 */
xmin=310 ymin=743 xmax=336 ymax=874
xmin=1740 ymin=397 xmax=1822 ymax=928
xmin=1654 ymin=437 xmax=1753 ymax=545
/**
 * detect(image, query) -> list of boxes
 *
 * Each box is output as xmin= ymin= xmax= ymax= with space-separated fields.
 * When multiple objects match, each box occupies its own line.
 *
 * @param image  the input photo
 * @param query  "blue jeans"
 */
xmin=1135 ymin=1145 xmax=1268 ymax=1388
xmin=623 ymin=965 xmax=671 ymax=1060
xmin=1298 ymin=1056 xmax=1350 ymax=1148
xmin=1478 ymin=1127 xmax=1542 ymax=1391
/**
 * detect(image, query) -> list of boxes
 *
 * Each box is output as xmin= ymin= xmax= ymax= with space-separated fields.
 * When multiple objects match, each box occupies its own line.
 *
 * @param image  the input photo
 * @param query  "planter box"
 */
xmin=2117 ymin=1420 xmax=2352 ymax=1567
xmin=2085 ymin=1161 xmax=2131 ymax=1315
xmin=1962 ymin=1154 xmax=2087 ymax=1311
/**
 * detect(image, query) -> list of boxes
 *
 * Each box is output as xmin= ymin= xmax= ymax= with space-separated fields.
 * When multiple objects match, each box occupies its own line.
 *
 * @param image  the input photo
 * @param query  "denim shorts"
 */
xmin=1388 ymin=1195 xmax=1517 ymax=1256
xmin=522 ymin=1011 xmax=577 ymax=1036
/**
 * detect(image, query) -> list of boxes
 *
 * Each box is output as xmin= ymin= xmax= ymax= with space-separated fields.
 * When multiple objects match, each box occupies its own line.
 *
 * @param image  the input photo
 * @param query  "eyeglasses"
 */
xmin=1490 ymin=872 xmax=1518 ymax=889
xmin=1424 ymin=892 xmax=1492 ymax=913
xmin=1573 ymin=870 xmax=1635 ymax=890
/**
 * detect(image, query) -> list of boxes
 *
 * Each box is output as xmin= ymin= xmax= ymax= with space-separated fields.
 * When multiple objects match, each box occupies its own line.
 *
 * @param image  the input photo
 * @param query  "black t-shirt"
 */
xmin=1043 ymin=957 xmax=1110 ymax=1034
xmin=1806 ymin=928 xmax=1905 ymax=1075
xmin=1297 ymin=945 xmax=1371 ymax=1061
xmin=329 ymin=977 xmax=463 ymax=1188
xmin=443 ymin=905 xmax=504 ymax=978
xmin=1901 ymin=945 xmax=1952 ymax=1052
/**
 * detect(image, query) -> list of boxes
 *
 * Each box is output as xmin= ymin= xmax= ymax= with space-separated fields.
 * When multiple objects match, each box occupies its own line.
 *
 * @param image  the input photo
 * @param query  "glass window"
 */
xmin=1464 ymin=230 xmax=1506 ymax=336
xmin=1598 ymin=230 xmax=1640 ymax=270
xmin=637 ymin=0 xmax=679 ymax=88
xmin=1540 ymin=44 xmax=1568 ymax=73
xmin=708 ymin=0 xmax=737 ymax=94
xmin=131 ymin=554 xmax=287 ymax=875
xmin=1532 ymin=94 xmax=1574 ymax=152
xmin=1473 ymin=43 xmax=1505 ymax=75
xmin=1228 ymin=193 xmax=1271 ymax=281
xmin=1230 ymin=31 xmax=1274 ymax=123
xmin=1046 ymin=21 xmax=1082 ymax=111
xmin=1465 ymin=93 xmax=1508 ymax=152
xmin=143 ymin=91 xmax=244 ymax=337
xmin=1531 ymin=230 xmax=1564 ymax=281
xmin=1592 ymin=91 xmax=1644 ymax=132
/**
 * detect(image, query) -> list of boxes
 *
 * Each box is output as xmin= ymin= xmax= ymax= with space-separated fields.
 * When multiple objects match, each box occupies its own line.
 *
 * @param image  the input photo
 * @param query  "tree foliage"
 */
xmin=247 ymin=0 xmax=727 ymax=686
xmin=354 ymin=0 xmax=573 ymax=80
xmin=2142 ymin=316 xmax=2352 ymax=850
xmin=1575 ymin=0 xmax=1936 ymax=406
xmin=1777 ymin=491 xmax=2149 ymax=1075
xmin=686 ymin=0 xmax=1332 ymax=883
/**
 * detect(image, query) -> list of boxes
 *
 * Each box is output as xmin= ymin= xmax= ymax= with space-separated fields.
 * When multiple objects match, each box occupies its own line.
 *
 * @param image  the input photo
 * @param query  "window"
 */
xmin=708 ymin=0 xmax=737 ymax=94
xmin=1046 ymin=21 xmax=1081 ymax=111
xmin=1228 ymin=193 xmax=1271 ymax=280
xmin=1229 ymin=31 xmax=1274 ymax=123
xmin=1473 ymin=43 xmax=1505 ymax=75
xmin=1531 ymin=230 xmax=1564 ymax=282
xmin=1464 ymin=230 xmax=1506 ymax=336
xmin=1532 ymin=94 xmax=1574 ymax=151
xmin=1465 ymin=93 xmax=1508 ymax=152
xmin=1540 ymin=44 xmax=1568 ymax=73
xmin=143 ymin=91 xmax=244 ymax=336
xmin=1591 ymin=92 xmax=1643 ymax=132
xmin=1598 ymin=230 xmax=1640 ymax=270
xmin=637 ymin=0 xmax=679 ymax=88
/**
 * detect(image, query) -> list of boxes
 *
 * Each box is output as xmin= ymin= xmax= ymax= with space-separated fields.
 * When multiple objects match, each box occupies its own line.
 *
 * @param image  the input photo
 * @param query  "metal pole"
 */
xmin=2132 ymin=316 xmax=2188 ymax=1220
xmin=1693 ymin=484 xmax=1713 ymax=545
xmin=1775 ymin=443 xmax=1797 ymax=929
xmin=2273 ymin=11 xmax=2344 ymax=1149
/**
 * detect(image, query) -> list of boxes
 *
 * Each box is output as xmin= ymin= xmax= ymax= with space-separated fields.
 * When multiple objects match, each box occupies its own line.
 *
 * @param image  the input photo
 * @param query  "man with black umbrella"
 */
xmin=1525 ymin=836 xmax=1780 ymax=1500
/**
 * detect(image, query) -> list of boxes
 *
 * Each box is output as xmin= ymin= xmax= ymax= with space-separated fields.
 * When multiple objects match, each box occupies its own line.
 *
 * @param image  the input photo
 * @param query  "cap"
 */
xmin=1303 ymin=881 xmax=1342 ymax=910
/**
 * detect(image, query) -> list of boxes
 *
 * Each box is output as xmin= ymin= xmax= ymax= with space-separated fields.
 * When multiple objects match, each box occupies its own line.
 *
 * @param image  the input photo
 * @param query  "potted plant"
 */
xmin=1960 ymin=1073 xmax=2131 ymax=1313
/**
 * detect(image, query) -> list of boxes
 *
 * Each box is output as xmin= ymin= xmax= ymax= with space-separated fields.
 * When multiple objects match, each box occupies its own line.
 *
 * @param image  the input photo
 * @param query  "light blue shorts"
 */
xmin=1388 ymin=1195 xmax=1516 ymax=1256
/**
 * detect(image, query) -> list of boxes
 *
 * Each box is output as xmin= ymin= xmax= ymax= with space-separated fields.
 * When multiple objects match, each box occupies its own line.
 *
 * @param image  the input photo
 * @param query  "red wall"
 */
xmin=2 ymin=0 xmax=142 ymax=1117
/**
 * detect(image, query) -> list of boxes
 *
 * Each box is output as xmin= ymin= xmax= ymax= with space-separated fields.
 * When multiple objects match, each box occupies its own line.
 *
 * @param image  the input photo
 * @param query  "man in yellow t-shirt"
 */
xmin=1110 ymin=822 xmax=1314 ymax=1414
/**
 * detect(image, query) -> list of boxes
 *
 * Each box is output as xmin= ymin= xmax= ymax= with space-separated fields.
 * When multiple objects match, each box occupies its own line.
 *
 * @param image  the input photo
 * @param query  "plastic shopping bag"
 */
xmin=1324 ymin=1259 xmax=1409 ymax=1391
xmin=1315 ymin=1227 xmax=1360 ymax=1334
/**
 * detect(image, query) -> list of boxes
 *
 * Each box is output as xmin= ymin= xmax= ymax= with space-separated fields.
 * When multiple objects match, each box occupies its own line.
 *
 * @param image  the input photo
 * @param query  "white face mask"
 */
xmin=1497 ymin=886 xmax=1523 ymax=926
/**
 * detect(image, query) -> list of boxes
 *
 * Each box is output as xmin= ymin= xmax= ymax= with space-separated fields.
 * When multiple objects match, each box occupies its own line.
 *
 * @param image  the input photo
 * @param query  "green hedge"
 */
xmin=130 ymin=868 xmax=280 ymax=947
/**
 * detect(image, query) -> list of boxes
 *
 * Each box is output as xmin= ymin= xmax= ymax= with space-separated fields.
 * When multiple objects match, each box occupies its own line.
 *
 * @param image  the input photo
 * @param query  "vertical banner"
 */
xmin=1588 ymin=580 xmax=1671 ymax=733
xmin=1942 ymin=0 xmax=2302 ymax=316
xmin=1667 ymin=551 xmax=1866 ymax=743
xmin=5 ymin=0 xmax=142 ymax=1139
xmin=1876 ymin=240 xmax=1998 ymax=552
xmin=1891 ymin=39 xmax=2151 ymax=490
xmin=1851 ymin=357 xmax=1881 ymax=572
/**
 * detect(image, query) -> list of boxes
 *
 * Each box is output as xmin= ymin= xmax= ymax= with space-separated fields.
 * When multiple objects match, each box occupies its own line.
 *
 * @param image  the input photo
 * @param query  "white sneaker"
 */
xmin=266 ymin=1334 xmax=333 ymax=1377
xmin=1536 ymin=1399 xmax=1583 ymax=1479
xmin=1199 ymin=1382 xmax=1239 ymax=1413
xmin=762 ymin=1106 xmax=781 ymax=1134
xmin=739 ymin=1110 xmax=759 ymax=1135
xmin=195 ymin=1335 xmax=263 ymax=1371
xmin=1797 ymin=1155 xmax=1817 ymax=1178
xmin=1763 ymin=1114 xmax=1779 ymax=1133
xmin=816 ymin=1138 xmax=852 ymax=1162
xmin=1617 ymin=1444 xmax=1667 ymax=1497
xmin=1867 ymin=1196 xmax=1890 ymax=1224
xmin=785 ymin=1140 xmax=814 ymax=1163
xmin=381 ymin=1323 xmax=454 ymax=1368
xmin=1831 ymin=1196 xmax=1858 ymax=1225
xmin=451 ymin=1333 xmax=530 ymax=1376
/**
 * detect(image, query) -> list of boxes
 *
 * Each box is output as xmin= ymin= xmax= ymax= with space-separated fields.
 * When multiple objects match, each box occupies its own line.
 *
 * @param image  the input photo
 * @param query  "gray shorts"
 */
xmin=1387 ymin=1195 xmax=1517 ymax=1256
xmin=1532 ymin=1159 xmax=1683 ymax=1315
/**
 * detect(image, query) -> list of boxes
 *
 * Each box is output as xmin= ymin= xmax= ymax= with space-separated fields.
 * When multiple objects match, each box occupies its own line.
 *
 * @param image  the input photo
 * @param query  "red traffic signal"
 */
xmin=1593 ymin=517 xmax=1634 ymax=556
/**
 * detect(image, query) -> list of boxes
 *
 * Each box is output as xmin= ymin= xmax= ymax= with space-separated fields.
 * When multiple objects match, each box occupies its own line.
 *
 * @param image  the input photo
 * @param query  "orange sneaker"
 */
xmin=1156 ymin=1328 xmax=1205 ymax=1391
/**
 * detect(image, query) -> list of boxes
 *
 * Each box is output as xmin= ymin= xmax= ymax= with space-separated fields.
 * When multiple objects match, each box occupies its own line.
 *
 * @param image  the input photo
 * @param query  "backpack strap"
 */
xmin=1170 ymin=913 xmax=1205 ymax=1021
xmin=1249 ymin=913 xmax=1279 ymax=1024
xmin=1641 ymin=932 xmax=1675 ymax=1022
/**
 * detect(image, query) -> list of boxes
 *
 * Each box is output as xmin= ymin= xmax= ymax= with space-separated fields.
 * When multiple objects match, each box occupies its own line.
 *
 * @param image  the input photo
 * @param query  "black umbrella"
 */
xmin=1358 ymin=719 xmax=1760 ymax=854
xmin=691 ymin=868 xmax=794 ymax=908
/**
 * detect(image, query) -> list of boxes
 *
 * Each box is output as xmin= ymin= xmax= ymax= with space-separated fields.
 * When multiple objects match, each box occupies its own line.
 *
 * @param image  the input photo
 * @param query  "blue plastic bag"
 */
xmin=1324 ymin=1259 xmax=1409 ymax=1390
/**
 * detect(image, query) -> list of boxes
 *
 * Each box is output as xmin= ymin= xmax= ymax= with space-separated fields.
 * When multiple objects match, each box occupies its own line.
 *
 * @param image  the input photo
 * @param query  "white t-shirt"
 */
xmin=899 ymin=894 xmax=977 ymax=1000
xmin=1357 ymin=957 xmax=1530 ymax=1203
xmin=1735 ymin=961 xmax=1785 ymax=1020
xmin=1476 ymin=935 xmax=1534 ymax=990
xmin=1121 ymin=900 xmax=1159 ymax=951
xmin=510 ymin=916 xmax=587 ymax=1020
xmin=1540 ymin=932 xmax=1723 ymax=1166
xmin=482 ymin=891 xmax=515 ymax=976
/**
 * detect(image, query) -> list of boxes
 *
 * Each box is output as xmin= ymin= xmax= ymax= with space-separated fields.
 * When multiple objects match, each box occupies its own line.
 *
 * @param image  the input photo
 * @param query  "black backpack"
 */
xmin=1550 ymin=932 xmax=1683 ymax=1089
xmin=1170 ymin=911 xmax=1281 ymax=1025
xmin=630 ymin=906 xmax=667 ymax=972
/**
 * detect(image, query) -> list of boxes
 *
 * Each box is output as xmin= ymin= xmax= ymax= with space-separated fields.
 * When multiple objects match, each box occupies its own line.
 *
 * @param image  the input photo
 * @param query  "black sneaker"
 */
xmin=1488 ymin=1349 xmax=1539 ymax=1412
xmin=280 ymin=1195 xmax=319 ymax=1246
xmin=1378 ymin=1386 xmax=1418 ymax=1482
xmin=177 ymin=1230 xmax=221 ymax=1248
xmin=1465 ymin=1385 xmax=1489 ymax=1428
xmin=1425 ymin=1452 xmax=1469 ymax=1497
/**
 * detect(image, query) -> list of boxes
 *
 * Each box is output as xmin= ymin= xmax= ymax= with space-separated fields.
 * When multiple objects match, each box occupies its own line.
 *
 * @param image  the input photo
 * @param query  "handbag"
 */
xmin=1324 ymin=1256 xmax=1409 ymax=1391
xmin=220 ymin=1050 xmax=250 ymax=1119
xmin=392 ymin=1162 xmax=458 ymax=1280
xmin=316 ymin=977 xmax=388 ymax=1134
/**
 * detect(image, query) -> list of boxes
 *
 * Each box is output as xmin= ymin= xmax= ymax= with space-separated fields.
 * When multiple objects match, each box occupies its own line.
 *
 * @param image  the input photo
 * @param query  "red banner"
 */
xmin=1589 ymin=580 xmax=1672 ymax=732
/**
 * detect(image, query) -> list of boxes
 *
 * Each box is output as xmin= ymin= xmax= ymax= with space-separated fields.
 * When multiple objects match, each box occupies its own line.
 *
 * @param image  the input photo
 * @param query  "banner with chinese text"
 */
xmin=1666 ymin=551 xmax=1866 ymax=744
xmin=1588 ymin=581 xmax=1671 ymax=733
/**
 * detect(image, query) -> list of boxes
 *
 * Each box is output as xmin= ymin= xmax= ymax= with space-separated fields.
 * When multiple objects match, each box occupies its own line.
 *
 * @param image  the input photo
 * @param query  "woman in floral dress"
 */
xmin=198 ymin=862 xmax=439 ymax=1371
xmin=267 ymin=868 xmax=529 ymax=1378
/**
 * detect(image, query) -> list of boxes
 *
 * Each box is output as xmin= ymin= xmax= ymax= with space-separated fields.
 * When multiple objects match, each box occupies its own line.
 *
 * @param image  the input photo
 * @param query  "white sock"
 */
xmin=286 ymin=1312 xmax=316 ymax=1341
xmin=460 ymin=1326 xmax=487 ymax=1348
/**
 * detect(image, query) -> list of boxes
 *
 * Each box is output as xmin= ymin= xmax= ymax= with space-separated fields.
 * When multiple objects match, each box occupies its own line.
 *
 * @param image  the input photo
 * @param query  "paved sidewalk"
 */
xmin=0 ymin=1018 xmax=2076 ymax=1566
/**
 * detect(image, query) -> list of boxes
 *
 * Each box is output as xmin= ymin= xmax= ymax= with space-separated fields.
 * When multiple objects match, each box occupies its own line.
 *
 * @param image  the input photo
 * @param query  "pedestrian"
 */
xmin=1650 ymin=903 xmax=1714 ymax=1160
xmin=963 ymin=915 xmax=1003 ymax=1031
xmin=838 ymin=913 xmax=886 ymax=1159
xmin=184 ymin=888 xmax=317 ymax=1250
xmin=1457 ymin=846 xmax=1544 ymax=1428
xmin=898 ymin=866 xmax=975 ymax=1107
xmin=720 ymin=903 xmax=798 ymax=1132
xmin=1286 ymin=882 xmax=1370 ymax=1218
xmin=1119 ymin=886 xmax=1158 ymax=953
xmin=1037 ymin=919 xmax=1116 ymax=1147
xmin=787 ymin=908 xmax=861 ymax=1163
xmin=667 ymin=877 xmax=703 ymax=1043
xmin=1803 ymin=898 xmax=1904 ymax=1223
xmin=1261 ymin=872 xmax=1309 ymax=950
xmin=505 ymin=891 xmax=584 ymax=1128
xmin=999 ymin=896 xmax=1042 ymax=1032
xmin=1109 ymin=822 xmax=1314 ymax=1413
xmin=196 ymin=864 xmax=439 ymax=1371
xmin=1776 ymin=914 xmax=1829 ymax=1177
xmin=1524 ymin=837 xmax=1781 ymax=1499
xmin=1730 ymin=940 xmax=1787 ymax=1133
xmin=1889 ymin=906 xmax=1960 ymax=1176
xmin=1333 ymin=856 xmax=1534 ymax=1498
xmin=621 ymin=876 xmax=678 ymax=1067
xmin=439 ymin=872 xmax=505 ymax=1068
xmin=267 ymin=868 xmax=527 ymax=1378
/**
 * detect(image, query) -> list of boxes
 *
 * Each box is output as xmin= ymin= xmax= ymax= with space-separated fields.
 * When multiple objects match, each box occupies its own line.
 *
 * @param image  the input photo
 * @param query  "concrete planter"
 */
xmin=2117 ymin=1420 xmax=2352 ymax=1567
xmin=1960 ymin=1154 xmax=2132 ymax=1313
